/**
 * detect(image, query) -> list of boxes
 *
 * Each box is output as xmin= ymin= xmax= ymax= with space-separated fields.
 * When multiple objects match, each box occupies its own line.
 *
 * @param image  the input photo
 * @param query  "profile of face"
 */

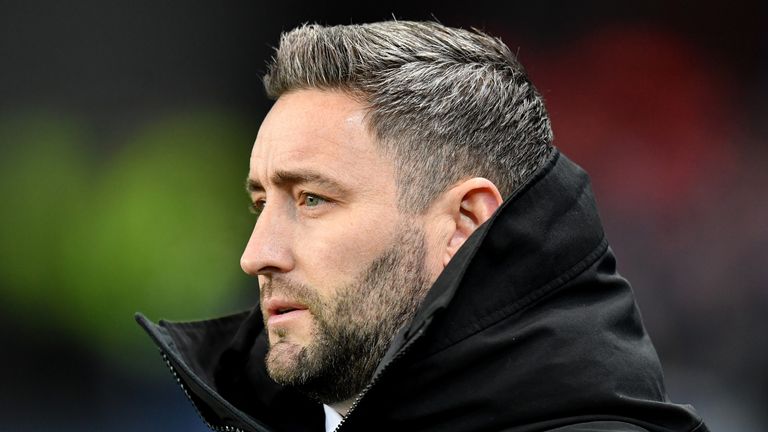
xmin=240 ymin=90 xmax=452 ymax=407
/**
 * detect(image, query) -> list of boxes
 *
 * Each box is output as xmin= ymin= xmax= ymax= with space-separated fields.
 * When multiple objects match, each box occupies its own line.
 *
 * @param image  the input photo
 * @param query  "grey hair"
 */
xmin=264 ymin=21 xmax=554 ymax=213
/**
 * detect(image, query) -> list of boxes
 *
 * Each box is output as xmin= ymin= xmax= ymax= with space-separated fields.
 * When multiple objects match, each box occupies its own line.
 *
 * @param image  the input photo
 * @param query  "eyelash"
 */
xmin=299 ymin=192 xmax=328 ymax=207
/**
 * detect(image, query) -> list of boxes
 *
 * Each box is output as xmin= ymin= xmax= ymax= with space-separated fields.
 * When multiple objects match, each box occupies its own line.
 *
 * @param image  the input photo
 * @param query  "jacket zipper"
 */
xmin=333 ymin=326 xmax=426 ymax=432
xmin=160 ymin=351 xmax=248 ymax=432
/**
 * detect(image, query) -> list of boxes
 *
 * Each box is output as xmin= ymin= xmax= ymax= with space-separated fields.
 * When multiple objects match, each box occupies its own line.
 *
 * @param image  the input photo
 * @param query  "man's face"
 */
xmin=241 ymin=89 xmax=440 ymax=403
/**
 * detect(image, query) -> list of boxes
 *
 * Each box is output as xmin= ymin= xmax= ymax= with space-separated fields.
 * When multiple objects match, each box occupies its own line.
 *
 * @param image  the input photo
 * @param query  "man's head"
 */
xmin=264 ymin=20 xmax=553 ymax=212
xmin=240 ymin=21 xmax=553 ymax=410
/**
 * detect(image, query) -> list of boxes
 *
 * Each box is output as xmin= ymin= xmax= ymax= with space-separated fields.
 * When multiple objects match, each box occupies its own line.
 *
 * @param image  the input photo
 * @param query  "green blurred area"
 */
xmin=0 ymin=112 xmax=256 ymax=369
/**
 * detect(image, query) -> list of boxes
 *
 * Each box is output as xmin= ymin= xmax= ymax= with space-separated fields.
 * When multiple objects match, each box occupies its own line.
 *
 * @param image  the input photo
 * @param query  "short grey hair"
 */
xmin=264 ymin=21 xmax=554 ymax=212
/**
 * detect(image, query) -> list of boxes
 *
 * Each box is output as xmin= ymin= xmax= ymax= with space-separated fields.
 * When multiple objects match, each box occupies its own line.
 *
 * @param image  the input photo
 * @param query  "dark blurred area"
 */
xmin=1 ymin=1 xmax=765 ymax=430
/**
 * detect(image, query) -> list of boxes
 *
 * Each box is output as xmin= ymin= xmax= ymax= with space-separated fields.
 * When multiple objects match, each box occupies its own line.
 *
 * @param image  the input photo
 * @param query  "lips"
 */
xmin=264 ymin=298 xmax=309 ymax=325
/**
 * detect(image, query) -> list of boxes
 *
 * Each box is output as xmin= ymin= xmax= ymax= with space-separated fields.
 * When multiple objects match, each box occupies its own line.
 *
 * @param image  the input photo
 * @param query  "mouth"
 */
xmin=264 ymin=298 xmax=309 ymax=324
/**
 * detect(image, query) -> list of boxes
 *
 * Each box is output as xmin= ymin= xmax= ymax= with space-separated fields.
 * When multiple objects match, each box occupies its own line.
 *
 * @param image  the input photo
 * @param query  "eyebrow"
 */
xmin=246 ymin=169 xmax=349 ymax=195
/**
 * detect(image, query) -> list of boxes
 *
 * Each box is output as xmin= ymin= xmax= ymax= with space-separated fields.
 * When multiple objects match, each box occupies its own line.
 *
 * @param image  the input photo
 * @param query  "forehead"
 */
xmin=250 ymin=89 xmax=391 ymax=184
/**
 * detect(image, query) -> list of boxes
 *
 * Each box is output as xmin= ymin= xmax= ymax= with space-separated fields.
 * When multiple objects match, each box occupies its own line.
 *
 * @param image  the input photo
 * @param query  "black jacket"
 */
xmin=137 ymin=150 xmax=709 ymax=432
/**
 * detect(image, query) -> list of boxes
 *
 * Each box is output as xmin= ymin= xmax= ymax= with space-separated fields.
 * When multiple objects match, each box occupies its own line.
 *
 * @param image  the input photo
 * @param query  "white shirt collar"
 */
xmin=323 ymin=404 xmax=344 ymax=432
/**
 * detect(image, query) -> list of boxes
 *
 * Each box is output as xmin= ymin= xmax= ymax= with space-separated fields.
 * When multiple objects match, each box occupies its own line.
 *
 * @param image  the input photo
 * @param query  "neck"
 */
xmin=329 ymin=398 xmax=355 ymax=416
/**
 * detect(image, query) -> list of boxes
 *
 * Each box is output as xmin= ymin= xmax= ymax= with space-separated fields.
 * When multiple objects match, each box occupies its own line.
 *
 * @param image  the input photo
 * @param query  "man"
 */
xmin=137 ymin=21 xmax=709 ymax=431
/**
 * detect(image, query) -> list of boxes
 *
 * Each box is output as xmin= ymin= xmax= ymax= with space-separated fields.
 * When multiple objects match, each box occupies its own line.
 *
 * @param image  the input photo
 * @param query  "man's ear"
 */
xmin=443 ymin=178 xmax=503 ymax=266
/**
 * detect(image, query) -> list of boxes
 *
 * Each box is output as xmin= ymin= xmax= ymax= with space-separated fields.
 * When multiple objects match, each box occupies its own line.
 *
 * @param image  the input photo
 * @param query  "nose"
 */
xmin=240 ymin=205 xmax=295 ymax=276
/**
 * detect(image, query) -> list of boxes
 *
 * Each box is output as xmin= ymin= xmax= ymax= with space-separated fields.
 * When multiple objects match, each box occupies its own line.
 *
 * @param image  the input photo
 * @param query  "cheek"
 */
xmin=293 ymin=210 xmax=398 ymax=285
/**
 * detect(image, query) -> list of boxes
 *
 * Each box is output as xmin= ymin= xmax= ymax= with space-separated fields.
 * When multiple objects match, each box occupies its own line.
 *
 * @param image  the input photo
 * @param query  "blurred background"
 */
xmin=0 ymin=1 xmax=765 ymax=430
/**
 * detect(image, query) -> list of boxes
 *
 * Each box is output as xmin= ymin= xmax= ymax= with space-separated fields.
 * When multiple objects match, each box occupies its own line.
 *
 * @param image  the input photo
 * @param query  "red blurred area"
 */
xmin=526 ymin=26 xmax=741 ymax=216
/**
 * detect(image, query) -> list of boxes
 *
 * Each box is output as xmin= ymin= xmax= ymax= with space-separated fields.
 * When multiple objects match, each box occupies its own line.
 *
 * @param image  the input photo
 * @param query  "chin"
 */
xmin=265 ymin=340 xmax=308 ymax=384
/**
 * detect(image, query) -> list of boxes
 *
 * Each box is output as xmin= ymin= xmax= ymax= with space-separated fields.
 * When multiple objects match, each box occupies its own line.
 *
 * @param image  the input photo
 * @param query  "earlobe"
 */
xmin=443 ymin=178 xmax=503 ymax=265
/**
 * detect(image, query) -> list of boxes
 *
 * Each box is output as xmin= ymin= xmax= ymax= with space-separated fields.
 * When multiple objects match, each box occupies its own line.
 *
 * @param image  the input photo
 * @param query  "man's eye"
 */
xmin=249 ymin=200 xmax=266 ymax=216
xmin=303 ymin=193 xmax=326 ymax=208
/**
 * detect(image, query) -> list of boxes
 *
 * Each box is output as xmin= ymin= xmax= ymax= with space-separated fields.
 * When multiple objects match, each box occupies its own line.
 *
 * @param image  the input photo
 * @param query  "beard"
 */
xmin=260 ymin=225 xmax=432 ymax=404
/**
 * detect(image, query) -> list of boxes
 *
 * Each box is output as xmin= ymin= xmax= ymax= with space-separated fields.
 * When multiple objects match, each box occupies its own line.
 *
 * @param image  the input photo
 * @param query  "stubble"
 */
xmin=262 ymin=225 xmax=432 ymax=404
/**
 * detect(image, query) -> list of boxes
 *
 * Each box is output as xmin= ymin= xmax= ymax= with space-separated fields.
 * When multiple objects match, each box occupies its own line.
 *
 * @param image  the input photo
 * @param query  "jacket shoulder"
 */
xmin=543 ymin=421 xmax=650 ymax=431
xmin=542 ymin=420 xmax=709 ymax=431
xmin=547 ymin=421 xmax=709 ymax=432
